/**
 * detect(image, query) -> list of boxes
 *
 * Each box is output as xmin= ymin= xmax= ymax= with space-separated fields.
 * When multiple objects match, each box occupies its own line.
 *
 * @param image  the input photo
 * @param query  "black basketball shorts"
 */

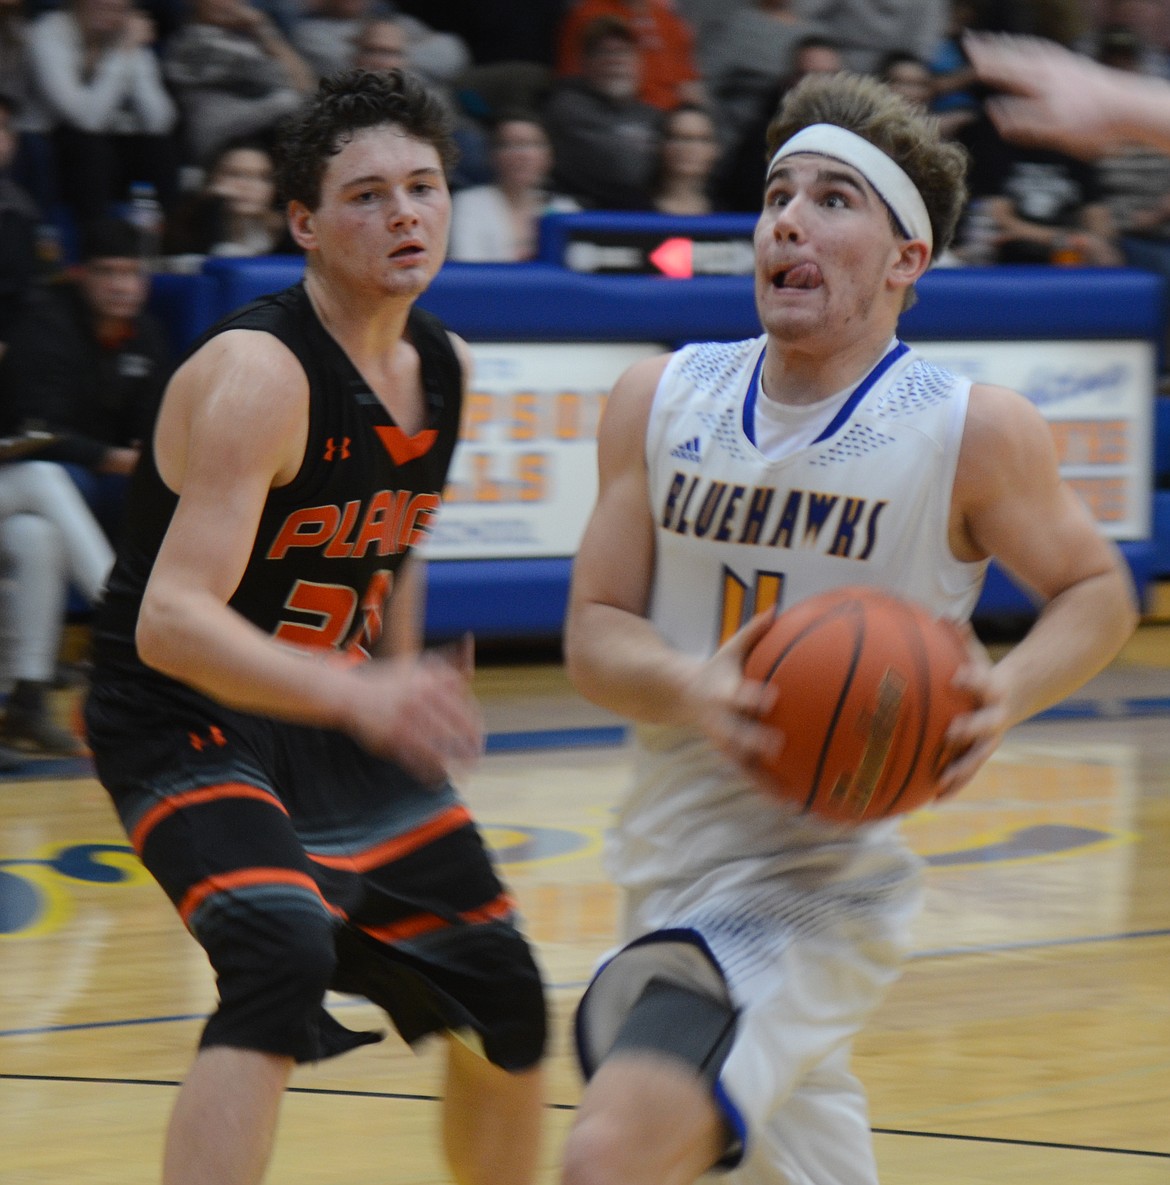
xmin=85 ymin=673 xmax=547 ymax=1070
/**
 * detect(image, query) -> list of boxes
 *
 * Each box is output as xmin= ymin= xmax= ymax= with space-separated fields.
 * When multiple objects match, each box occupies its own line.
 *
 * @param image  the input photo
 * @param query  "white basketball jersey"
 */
xmin=647 ymin=335 xmax=985 ymax=654
xmin=609 ymin=336 xmax=988 ymax=899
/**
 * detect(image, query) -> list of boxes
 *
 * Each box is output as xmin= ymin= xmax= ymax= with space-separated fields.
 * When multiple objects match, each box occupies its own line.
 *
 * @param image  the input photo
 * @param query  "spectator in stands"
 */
xmin=0 ymin=0 xmax=36 ymax=141
xmin=0 ymin=0 xmax=28 ymax=112
xmin=383 ymin=9 xmax=473 ymax=92
xmin=291 ymin=0 xmax=363 ymax=77
xmin=449 ymin=113 xmax=579 ymax=262
xmin=386 ymin=0 xmax=568 ymax=66
xmin=648 ymin=102 xmax=721 ymax=214
xmin=350 ymin=13 xmax=409 ymax=72
xmin=671 ymin=0 xmax=734 ymax=48
xmin=778 ymin=33 xmax=845 ymax=82
xmin=0 ymin=218 xmax=172 ymax=542
xmin=556 ymin=0 xmax=703 ymax=110
xmin=927 ymin=0 xmax=981 ymax=132
xmin=162 ymin=139 xmax=296 ymax=258
xmin=880 ymin=49 xmax=977 ymax=142
xmin=26 ymin=0 xmax=179 ymax=222
xmin=796 ymin=0 xmax=947 ymax=75
xmin=456 ymin=59 xmax=555 ymax=128
xmin=163 ymin=0 xmax=316 ymax=165
xmin=877 ymin=52 xmax=931 ymax=106
xmin=0 ymin=0 xmax=59 ymax=216
xmin=0 ymin=458 xmax=113 ymax=757
xmin=296 ymin=0 xmax=471 ymax=89
xmin=0 ymin=95 xmax=41 ymax=359
xmin=703 ymin=0 xmax=821 ymax=153
xmin=545 ymin=16 xmax=661 ymax=209
xmin=1098 ymin=0 xmax=1170 ymax=78
xmin=1090 ymin=25 xmax=1170 ymax=346
xmin=1098 ymin=17 xmax=1146 ymax=71
xmin=292 ymin=0 xmax=370 ymax=77
xmin=715 ymin=33 xmax=845 ymax=212
xmin=959 ymin=98 xmax=1123 ymax=266
xmin=348 ymin=16 xmax=490 ymax=190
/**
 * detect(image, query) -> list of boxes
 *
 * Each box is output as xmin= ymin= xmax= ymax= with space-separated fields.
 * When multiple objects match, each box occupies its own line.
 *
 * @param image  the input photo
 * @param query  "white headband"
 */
xmin=767 ymin=123 xmax=933 ymax=252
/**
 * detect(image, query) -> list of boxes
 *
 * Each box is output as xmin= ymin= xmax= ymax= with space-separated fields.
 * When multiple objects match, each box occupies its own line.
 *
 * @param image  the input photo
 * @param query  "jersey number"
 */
xmin=273 ymin=570 xmax=392 ymax=656
xmin=719 ymin=565 xmax=785 ymax=645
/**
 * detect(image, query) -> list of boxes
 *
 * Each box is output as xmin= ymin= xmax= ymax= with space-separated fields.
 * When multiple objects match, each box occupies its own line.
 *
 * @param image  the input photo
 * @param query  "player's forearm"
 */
xmin=564 ymin=601 xmax=702 ymax=726
xmin=1105 ymin=70 xmax=1170 ymax=155
xmin=136 ymin=583 xmax=356 ymax=729
xmin=991 ymin=562 xmax=1138 ymax=727
xmin=374 ymin=557 xmax=424 ymax=658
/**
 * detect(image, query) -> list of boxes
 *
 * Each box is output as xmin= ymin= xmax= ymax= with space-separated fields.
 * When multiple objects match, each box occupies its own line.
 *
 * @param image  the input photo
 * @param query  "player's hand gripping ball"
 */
xmin=743 ymin=586 xmax=977 ymax=824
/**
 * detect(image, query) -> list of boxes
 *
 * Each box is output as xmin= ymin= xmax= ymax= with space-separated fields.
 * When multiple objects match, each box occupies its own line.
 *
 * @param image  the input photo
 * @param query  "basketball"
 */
xmin=743 ymin=586 xmax=976 ymax=825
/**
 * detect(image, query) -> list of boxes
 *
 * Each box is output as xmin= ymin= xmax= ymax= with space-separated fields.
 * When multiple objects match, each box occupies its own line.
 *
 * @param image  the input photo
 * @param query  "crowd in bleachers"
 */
xmin=4 ymin=0 xmax=1170 ymax=277
xmin=0 ymin=0 xmax=1169 ymax=756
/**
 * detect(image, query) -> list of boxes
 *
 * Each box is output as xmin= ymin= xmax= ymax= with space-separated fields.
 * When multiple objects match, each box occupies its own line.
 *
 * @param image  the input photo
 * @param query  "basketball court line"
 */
xmin=913 ymin=926 xmax=1170 ymax=959
xmin=868 ymin=1128 xmax=1170 ymax=1160
xmin=1 ymin=689 xmax=1169 ymax=784
xmin=2 ymin=1072 xmax=1167 ymax=1161
xmin=3 ymin=655 xmax=1164 ymax=1184
xmin=485 ymin=726 xmax=627 ymax=752
xmin=5 ymin=919 xmax=1168 ymax=1042
xmin=1038 ymin=695 xmax=1170 ymax=719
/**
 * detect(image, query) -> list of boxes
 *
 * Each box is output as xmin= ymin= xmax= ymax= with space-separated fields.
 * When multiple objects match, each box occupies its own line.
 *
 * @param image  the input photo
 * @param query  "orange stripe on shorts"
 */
xmin=307 ymin=804 xmax=473 ymax=873
xmin=177 ymin=867 xmax=338 ymax=927
xmin=130 ymin=783 xmax=288 ymax=853
xmin=356 ymin=891 xmax=514 ymax=945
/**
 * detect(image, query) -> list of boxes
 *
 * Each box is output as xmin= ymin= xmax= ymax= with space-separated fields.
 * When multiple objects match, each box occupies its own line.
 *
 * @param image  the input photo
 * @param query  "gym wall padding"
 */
xmin=148 ymin=256 xmax=1165 ymax=637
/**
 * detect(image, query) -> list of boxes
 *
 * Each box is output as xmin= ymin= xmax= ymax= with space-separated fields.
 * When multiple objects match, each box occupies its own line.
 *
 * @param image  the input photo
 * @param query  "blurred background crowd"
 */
xmin=0 ymin=0 xmax=1169 ymax=757
xmin=5 ymin=0 xmax=1170 ymax=280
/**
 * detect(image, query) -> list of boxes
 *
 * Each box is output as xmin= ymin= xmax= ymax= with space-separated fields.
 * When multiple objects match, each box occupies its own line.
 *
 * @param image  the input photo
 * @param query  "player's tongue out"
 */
xmin=781 ymin=262 xmax=822 ymax=289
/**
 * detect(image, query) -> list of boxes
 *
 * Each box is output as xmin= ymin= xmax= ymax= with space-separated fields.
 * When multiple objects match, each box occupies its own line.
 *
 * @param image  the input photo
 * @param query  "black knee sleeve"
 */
xmin=607 ymin=977 xmax=738 ymax=1088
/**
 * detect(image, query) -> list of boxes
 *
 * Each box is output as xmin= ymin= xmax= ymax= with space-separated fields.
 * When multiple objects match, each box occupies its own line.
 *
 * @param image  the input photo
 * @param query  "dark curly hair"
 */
xmin=273 ymin=69 xmax=457 ymax=209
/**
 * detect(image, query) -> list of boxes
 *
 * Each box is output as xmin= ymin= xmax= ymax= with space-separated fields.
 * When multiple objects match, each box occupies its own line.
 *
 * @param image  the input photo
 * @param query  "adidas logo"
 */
xmin=670 ymin=436 xmax=703 ymax=463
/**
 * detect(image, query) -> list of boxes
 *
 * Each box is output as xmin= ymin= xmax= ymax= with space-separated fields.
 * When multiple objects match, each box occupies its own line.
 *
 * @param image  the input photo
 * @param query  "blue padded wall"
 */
xmin=147 ymin=259 xmax=1165 ymax=636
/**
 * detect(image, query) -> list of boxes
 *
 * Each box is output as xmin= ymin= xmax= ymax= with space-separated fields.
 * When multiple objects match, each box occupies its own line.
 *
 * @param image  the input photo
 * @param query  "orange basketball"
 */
xmin=743 ymin=586 xmax=976 ymax=825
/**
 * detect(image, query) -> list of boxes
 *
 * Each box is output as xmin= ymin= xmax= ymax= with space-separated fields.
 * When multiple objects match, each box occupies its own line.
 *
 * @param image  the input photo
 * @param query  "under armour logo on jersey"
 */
xmin=189 ymin=726 xmax=227 ymax=751
xmin=324 ymin=437 xmax=351 ymax=461
xmin=670 ymin=436 xmax=703 ymax=463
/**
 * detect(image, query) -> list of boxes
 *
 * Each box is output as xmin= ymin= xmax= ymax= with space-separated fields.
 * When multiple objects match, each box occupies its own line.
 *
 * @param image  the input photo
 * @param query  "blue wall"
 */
xmin=149 ymin=257 xmax=1165 ymax=639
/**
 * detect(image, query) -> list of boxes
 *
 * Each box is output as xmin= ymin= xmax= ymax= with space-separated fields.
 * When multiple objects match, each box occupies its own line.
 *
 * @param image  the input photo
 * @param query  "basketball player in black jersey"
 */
xmin=84 ymin=71 xmax=546 ymax=1185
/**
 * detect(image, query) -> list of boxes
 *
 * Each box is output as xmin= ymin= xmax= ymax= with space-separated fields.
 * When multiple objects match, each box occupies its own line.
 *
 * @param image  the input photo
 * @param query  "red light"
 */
xmin=649 ymin=237 xmax=694 ymax=279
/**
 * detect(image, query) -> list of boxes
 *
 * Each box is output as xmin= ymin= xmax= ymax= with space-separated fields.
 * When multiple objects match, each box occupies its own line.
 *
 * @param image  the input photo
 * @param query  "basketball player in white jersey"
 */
xmin=560 ymin=72 xmax=1138 ymax=1185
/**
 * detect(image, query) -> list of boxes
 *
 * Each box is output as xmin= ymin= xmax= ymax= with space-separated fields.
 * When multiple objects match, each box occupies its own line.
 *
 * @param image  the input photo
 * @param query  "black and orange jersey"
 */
xmin=93 ymin=282 xmax=462 ymax=675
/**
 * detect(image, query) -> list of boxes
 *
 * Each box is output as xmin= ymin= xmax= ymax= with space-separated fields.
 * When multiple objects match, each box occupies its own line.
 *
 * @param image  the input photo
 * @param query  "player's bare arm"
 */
xmin=564 ymin=356 xmax=675 ymax=715
xmin=137 ymin=331 xmax=481 ymax=780
xmin=375 ymin=550 xmax=425 ymax=658
xmin=942 ymin=382 xmax=1139 ymax=787
xmin=371 ymin=332 xmax=476 ymax=661
xmin=565 ymin=355 xmax=778 ymax=771
xmin=369 ymin=333 xmax=476 ymax=663
xmin=965 ymin=32 xmax=1170 ymax=157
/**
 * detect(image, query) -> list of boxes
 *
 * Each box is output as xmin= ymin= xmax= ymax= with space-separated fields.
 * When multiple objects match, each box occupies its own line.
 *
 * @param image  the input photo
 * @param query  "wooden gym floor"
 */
xmin=1 ymin=620 xmax=1169 ymax=1184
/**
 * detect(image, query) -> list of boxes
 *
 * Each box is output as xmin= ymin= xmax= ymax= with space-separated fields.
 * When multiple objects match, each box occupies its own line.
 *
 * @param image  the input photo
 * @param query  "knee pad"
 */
xmin=578 ymin=956 xmax=745 ymax=1172
xmin=608 ymin=977 xmax=738 ymax=1087
xmin=576 ymin=931 xmax=736 ymax=1084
